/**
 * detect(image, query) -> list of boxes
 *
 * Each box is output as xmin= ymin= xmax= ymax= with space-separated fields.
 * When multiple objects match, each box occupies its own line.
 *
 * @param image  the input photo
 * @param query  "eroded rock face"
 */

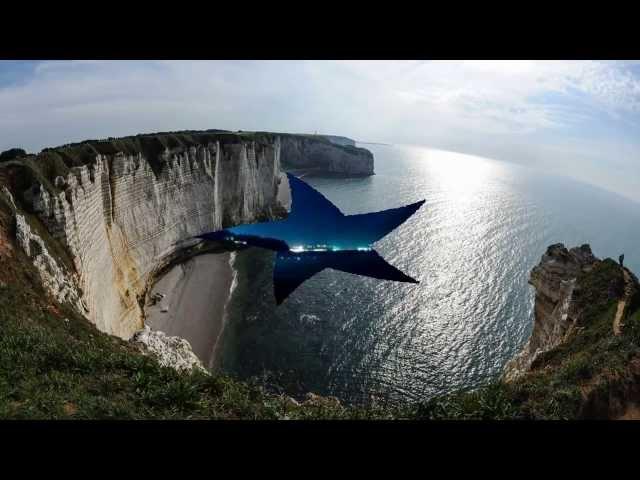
xmin=131 ymin=326 xmax=207 ymax=373
xmin=5 ymin=132 xmax=375 ymax=343
xmin=503 ymin=244 xmax=598 ymax=381
xmin=1 ymin=187 xmax=84 ymax=311
xmin=280 ymin=135 xmax=374 ymax=176
xmin=27 ymin=139 xmax=282 ymax=339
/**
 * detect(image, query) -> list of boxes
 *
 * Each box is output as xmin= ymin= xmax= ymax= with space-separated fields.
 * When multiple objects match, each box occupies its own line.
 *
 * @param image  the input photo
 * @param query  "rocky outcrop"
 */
xmin=503 ymin=244 xmax=599 ymax=381
xmin=279 ymin=134 xmax=373 ymax=176
xmin=131 ymin=326 xmax=207 ymax=373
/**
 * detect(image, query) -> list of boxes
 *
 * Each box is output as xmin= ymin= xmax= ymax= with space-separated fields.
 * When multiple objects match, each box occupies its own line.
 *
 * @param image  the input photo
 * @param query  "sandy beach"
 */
xmin=145 ymin=253 xmax=234 ymax=368
xmin=144 ymin=174 xmax=289 ymax=368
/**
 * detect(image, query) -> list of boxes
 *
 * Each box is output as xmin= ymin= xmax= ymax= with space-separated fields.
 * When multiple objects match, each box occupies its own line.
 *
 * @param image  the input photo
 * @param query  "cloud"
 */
xmin=0 ymin=60 xmax=638 ymax=202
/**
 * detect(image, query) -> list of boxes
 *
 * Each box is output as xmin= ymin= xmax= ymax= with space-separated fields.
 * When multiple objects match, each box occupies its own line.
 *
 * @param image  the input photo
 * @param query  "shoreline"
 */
xmin=208 ymin=251 xmax=239 ymax=370
xmin=144 ymin=252 xmax=234 ymax=368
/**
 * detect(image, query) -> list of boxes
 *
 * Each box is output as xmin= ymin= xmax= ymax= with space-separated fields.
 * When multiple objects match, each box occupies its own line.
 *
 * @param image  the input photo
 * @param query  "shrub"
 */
xmin=0 ymin=148 xmax=27 ymax=162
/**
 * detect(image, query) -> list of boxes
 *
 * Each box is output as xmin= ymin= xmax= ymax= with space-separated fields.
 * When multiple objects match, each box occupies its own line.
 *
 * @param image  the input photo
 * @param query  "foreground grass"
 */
xmin=0 ymin=279 xmax=410 ymax=420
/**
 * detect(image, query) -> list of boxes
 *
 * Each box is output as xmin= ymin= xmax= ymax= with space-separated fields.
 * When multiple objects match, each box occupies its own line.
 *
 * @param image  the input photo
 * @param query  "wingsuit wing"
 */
xmin=286 ymin=173 xmax=344 ymax=222
xmin=327 ymin=250 xmax=419 ymax=284
xmin=344 ymin=200 xmax=426 ymax=246
xmin=273 ymin=251 xmax=327 ymax=305
xmin=273 ymin=249 xmax=418 ymax=305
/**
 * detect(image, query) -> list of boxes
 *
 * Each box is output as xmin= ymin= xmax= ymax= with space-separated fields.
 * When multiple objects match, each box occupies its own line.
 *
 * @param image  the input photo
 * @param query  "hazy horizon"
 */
xmin=1 ymin=60 xmax=639 ymax=203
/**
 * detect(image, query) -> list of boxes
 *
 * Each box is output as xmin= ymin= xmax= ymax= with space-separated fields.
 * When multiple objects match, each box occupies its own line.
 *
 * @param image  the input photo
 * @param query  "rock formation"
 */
xmin=503 ymin=244 xmax=599 ymax=381
xmin=131 ymin=326 xmax=207 ymax=373
xmin=0 ymin=130 xmax=374 ymax=343
xmin=28 ymin=140 xmax=280 ymax=338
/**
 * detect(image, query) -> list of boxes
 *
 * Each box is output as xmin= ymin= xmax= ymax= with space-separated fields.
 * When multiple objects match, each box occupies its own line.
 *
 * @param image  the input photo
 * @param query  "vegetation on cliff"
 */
xmin=0 ymin=149 xmax=28 ymax=163
xmin=2 ymin=130 xmax=282 ymax=186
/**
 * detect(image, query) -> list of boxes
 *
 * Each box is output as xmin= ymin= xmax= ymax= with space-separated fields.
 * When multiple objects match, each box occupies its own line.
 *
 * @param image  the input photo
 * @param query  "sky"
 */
xmin=1 ymin=60 xmax=639 ymax=203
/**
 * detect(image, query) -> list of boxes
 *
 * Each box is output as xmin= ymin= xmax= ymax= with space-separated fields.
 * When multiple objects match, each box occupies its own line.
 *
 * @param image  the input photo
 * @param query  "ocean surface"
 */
xmin=218 ymin=144 xmax=640 ymax=406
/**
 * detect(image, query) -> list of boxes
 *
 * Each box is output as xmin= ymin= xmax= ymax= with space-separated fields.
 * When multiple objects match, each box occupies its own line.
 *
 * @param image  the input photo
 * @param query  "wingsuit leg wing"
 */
xmin=273 ymin=251 xmax=327 ymax=305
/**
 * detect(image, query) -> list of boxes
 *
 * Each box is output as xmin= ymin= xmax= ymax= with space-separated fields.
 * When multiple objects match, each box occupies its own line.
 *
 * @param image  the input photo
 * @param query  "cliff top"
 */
xmin=0 ymin=129 xmax=365 ymax=165
xmin=0 ymin=129 xmax=371 ymax=196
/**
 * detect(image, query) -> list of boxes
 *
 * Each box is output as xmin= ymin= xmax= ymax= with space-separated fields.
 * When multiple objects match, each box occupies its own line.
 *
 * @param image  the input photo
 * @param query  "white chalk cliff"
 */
xmin=28 ymin=139 xmax=281 ymax=338
xmin=4 ymin=131 xmax=373 ymax=343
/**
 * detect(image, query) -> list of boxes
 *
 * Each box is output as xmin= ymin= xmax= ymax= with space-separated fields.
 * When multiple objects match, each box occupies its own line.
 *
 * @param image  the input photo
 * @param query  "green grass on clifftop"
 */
xmin=0 ymin=276 xmax=402 ymax=420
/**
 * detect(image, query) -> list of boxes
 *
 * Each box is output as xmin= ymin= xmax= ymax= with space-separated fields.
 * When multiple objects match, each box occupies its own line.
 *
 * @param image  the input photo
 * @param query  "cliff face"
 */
xmin=279 ymin=134 xmax=374 ymax=176
xmin=3 ymin=134 xmax=284 ymax=339
xmin=503 ymin=244 xmax=599 ymax=381
xmin=1 ymin=130 xmax=375 ymax=341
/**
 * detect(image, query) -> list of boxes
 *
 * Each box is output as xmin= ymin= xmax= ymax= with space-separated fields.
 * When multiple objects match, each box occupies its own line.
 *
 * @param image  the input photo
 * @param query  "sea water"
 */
xmin=219 ymin=144 xmax=640 ymax=405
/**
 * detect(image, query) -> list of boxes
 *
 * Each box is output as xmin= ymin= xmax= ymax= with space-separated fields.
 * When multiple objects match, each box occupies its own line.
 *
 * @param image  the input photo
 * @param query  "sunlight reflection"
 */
xmin=424 ymin=148 xmax=498 ymax=196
